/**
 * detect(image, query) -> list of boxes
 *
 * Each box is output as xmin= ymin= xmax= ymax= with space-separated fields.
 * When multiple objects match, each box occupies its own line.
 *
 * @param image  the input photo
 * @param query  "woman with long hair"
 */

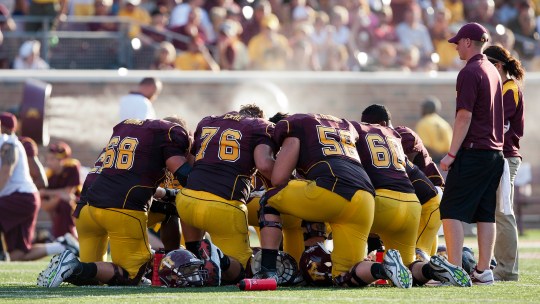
xmin=483 ymin=44 xmax=525 ymax=282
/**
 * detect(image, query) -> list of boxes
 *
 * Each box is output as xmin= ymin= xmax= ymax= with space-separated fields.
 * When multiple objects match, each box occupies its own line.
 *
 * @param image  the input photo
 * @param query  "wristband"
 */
xmin=447 ymin=152 xmax=456 ymax=159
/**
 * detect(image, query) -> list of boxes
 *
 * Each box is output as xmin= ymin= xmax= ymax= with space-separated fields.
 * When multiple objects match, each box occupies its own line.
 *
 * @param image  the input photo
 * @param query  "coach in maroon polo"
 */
xmin=439 ymin=22 xmax=504 ymax=285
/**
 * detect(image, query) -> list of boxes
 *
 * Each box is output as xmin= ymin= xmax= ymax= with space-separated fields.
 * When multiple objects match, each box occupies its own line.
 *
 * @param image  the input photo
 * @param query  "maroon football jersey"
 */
xmin=405 ymin=160 xmax=437 ymax=205
xmin=187 ymin=112 xmax=275 ymax=203
xmin=85 ymin=119 xmax=190 ymax=211
xmin=273 ymin=114 xmax=374 ymax=200
xmin=47 ymin=160 xmax=81 ymax=190
xmin=394 ymin=126 xmax=444 ymax=188
xmin=352 ymin=121 xmax=415 ymax=193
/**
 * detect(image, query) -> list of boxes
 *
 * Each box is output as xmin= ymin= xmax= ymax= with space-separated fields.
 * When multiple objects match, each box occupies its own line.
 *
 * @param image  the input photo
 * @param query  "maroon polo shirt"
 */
xmin=456 ymin=53 xmax=504 ymax=151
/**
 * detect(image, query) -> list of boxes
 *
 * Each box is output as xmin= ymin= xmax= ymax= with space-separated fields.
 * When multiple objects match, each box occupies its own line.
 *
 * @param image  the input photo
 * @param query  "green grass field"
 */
xmin=2 ymin=230 xmax=540 ymax=304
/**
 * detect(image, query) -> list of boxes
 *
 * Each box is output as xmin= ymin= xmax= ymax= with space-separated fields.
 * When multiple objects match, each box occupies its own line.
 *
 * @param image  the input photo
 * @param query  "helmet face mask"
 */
xmin=250 ymin=250 xmax=300 ymax=286
xmin=159 ymin=249 xmax=207 ymax=287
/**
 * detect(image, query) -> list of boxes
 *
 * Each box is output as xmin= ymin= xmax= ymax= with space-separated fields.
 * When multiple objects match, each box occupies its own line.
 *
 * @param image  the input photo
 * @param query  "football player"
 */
xmin=176 ymin=104 xmax=276 ymax=286
xmin=37 ymin=117 xmax=192 ymax=287
xmin=256 ymin=113 xmax=413 ymax=288
xmin=360 ymin=104 xmax=471 ymax=287
xmin=361 ymin=105 xmax=443 ymax=256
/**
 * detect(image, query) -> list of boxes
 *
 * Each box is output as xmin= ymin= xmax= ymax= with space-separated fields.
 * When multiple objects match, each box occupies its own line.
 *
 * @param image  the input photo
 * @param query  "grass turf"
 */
xmin=1 ymin=231 xmax=539 ymax=303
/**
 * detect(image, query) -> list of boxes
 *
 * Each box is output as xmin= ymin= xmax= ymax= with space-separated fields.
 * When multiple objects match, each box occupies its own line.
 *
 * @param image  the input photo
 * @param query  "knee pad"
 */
xmin=302 ymin=221 xmax=327 ymax=241
xmin=258 ymin=199 xmax=282 ymax=230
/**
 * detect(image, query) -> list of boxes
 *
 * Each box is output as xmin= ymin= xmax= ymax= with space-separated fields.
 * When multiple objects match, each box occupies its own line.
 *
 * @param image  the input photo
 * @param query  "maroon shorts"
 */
xmin=0 ymin=192 xmax=40 ymax=253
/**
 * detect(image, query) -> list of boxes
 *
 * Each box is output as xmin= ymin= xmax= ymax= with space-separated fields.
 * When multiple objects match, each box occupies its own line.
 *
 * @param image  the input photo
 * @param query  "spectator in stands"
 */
xmin=140 ymin=9 xmax=170 ymax=45
xmin=310 ymin=11 xmax=333 ymax=69
xmin=368 ymin=41 xmax=401 ymax=71
xmin=88 ymin=0 xmax=117 ymax=32
xmin=149 ymin=41 xmax=176 ymax=70
xmin=444 ymin=0 xmax=464 ymax=24
xmin=429 ymin=8 xmax=461 ymax=71
xmin=348 ymin=0 xmax=377 ymax=54
xmin=169 ymin=7 xmax=207 ymax=51
xmin=26 ymin=0 xmax=68 ymax=32
xmin=396 ymin=45 xmax=422 ymax=71
xmin=322 ymin=42 xmax=349 ymax=70
xmin=247 ymin=13 xmax=291 ymax=70
xmin=415 ymin=96 xmax=453 ymax=162
xmin=506 ymin=1 xmax=539 ymax=61
xmin=170 ymin=0 xmax=215 ymax=44
xmin=290 ymin=0 xmax=314 ymax=29
xmin=13 ymin=40 xmax=49 ymax=70
xmin=175 ymin=36 xmax=220 ymax=71
xmin=0 ymin=3 xmax=17 ymax=68
xmin=329 ymin=6 xmax=350 ymax=47
xmin=464 ymin=0 xmax=497 ymax=27
xmin=494 ymin=0 xmax=520 ymax=25
xmin=418 ymin=0 xmax=445 ymax=27
xmin=216 ymin=19 xmax=248 ymax=70
xmin=155 ymin=0 xmax=175 ymax=15
xmin=369 ymin=5 xmax=398 ymax=47
xmin=241 ymin=0 xmax=271 ymax=45
xmin=117 ymin=0 xmax=151 ymax=39
xmin=395 ymin=4 xmax=434 ymax=62
xmin=40 ymin=141 xmax=81 ymax=239
xmin=209 ymin=6 xmax=227 ymax=43
xmin=118 ymin=77 xmax=162 ymax=120
xmin=71 ymin=0 xmax=94 ymax=16
xmin=390 ymin=0 xmax=416 ymax=25
xmin=288 ymin=24 xmax=319 ymax=70
xmin=0 ymin=113 xmax=79 ymax=261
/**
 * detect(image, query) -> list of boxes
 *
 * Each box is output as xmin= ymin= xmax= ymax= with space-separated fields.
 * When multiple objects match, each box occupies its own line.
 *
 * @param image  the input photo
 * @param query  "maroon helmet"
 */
xmin=299 ymin=242 xmax=333 ymax=286
xmin=158 ymin=249 xmax=206 ymax=287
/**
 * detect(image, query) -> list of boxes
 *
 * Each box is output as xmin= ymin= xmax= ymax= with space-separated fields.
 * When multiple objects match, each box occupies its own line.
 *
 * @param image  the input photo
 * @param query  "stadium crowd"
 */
xmin=0 ymin=0 xmax=540 ymax=71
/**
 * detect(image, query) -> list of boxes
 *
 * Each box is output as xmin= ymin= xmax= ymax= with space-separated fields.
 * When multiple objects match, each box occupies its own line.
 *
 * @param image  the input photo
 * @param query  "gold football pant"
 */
xmin=416 ymin=194 xmax=441 ymax=256
xmin=176 ymin=188 xmax=252 ymax=267
xmin=75 ymin=205 xmax=152 ymax=278
xmin=266 ymin=179 xmax=375 ymax=277
xmin=370 ymin=189 xmax=421 ymax=266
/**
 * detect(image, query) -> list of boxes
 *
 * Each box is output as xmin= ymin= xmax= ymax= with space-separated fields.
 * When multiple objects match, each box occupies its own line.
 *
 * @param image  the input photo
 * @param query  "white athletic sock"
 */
xmin=45 ymin=242 xmax=66 ymax=255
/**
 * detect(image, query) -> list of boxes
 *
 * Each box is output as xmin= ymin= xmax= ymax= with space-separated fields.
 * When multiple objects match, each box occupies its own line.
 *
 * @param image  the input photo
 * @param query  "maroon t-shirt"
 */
xmin=456 ymin=53 xmax=504 ymax=150
xmin=85 ymin=119 xmax=191 ymax=212
xmin=502 ymin=79 xmax=524 ymax=158
xmin=394 ymin=126 xmax=444 ymax=188
xmin=273 ymin=114 xmax=375 ymax=200
xmin=352 ymin=121 xmax=415 ymax=194
xmin=187 ymin=112 xmax=275 ymax=203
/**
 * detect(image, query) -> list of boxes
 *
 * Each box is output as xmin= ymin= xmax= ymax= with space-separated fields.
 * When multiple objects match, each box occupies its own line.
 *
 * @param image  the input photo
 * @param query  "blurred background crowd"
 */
xmin=1 ymin=0 xmax=540 ymax=72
